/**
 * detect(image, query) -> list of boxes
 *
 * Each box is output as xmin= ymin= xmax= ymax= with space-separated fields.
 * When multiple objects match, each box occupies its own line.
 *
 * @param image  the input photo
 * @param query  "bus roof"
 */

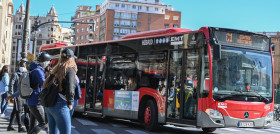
xmin=41 ymin=27 xmax=212 ymax=51
xmin=40 ymin=42 xmax=68 ymax=51
xmin=122 ymin=28 xmax=192 ymax=39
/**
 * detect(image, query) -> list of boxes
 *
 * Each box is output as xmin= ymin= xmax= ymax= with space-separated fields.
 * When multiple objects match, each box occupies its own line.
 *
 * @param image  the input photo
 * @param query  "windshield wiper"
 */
xmin=216 ymin=94 xmax=242 ymax=101
xmin=246 ymin=91 xmax=270 ymax=104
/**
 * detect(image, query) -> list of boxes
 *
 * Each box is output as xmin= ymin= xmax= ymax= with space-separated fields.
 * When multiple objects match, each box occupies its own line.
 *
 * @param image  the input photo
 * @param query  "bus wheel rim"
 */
xmin=144 ymin=106 xmax=151 ymax=125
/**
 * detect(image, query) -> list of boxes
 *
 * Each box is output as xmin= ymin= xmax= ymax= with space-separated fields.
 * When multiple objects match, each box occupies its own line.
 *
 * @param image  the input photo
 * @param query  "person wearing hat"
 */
xmin=43 ymin=48 xmax=77 ymax=134
xmin=6 ymin=60 xmax=28 ymax=132
xmin=27 ymin=52 xmax=51 ymax=134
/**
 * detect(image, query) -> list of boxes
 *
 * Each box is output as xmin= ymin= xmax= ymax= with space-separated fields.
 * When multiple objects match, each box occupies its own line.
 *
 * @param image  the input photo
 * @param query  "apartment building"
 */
xmin=10 ymin=4 xmax=68 ymax=72
xmin=71 ymin=5 xmax=101 ymax=44
xmin=72 ymin=0 xmax=181 ymax=43
xmin=0 ymin=0 xmax=13 ymax=68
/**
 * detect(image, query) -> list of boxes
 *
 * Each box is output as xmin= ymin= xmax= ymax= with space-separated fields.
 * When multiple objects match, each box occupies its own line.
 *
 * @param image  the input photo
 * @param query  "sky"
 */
xmin=13 ymin=0 xmax=280 ymax=32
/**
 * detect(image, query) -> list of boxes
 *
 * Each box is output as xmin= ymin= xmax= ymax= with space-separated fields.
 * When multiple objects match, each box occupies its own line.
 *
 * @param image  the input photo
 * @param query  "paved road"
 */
xmin=1 ymin=105 xmax=280 ymax=134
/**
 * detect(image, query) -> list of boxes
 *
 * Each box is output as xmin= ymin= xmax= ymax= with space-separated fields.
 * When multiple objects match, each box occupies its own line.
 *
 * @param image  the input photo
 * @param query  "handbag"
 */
xmin=39 ymin=74 xmax=59 ymax=107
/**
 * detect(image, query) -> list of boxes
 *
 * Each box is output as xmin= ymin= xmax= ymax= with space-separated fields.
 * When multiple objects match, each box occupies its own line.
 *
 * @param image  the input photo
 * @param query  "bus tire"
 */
xmin=143 ymin=100 xmax=158 ymax=131
xmin=202 ymin=128 xmax=216 ymax=133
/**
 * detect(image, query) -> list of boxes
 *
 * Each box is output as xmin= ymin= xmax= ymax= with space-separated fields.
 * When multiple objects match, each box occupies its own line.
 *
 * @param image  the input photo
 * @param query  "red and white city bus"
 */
xmin=41 ymin=27 xmax=274 ymax=133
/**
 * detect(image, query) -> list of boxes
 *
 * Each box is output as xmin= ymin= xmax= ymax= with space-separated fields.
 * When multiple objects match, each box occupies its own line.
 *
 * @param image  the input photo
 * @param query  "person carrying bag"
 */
xmin=43 ymin=48 xmax=76 ymax=134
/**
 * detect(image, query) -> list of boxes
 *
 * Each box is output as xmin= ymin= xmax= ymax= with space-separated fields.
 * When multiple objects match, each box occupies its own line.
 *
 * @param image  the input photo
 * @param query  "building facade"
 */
xmin=0 ymin=0 xmax=13 ymax=68
xmin=71 ymin=5 xmax=100 ymax=44
xmin=10 ymin=4 xmax=67 ymax=72
xmin=259 ymin=32 xmax=280 ymax=89
xmin=72 ymin=0 xmax=181 ymax=43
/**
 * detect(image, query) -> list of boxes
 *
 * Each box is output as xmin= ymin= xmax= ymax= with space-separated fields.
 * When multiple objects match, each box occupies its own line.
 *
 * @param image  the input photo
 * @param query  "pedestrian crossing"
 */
xmin=74 ymin=117 xmax=280 ymax=134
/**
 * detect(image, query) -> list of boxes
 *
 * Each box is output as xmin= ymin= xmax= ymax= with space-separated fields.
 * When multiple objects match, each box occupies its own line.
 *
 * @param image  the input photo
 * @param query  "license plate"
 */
xmin=238 ymin=122 xmax=254 ymax=127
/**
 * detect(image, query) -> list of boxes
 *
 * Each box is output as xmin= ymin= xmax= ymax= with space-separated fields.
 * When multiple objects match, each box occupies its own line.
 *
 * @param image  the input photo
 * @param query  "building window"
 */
xmin=155 ymin=8 xmax=158 ymax=11
xmin=114 ymin=20 xmax=119 ymax=26
xmin=132 ymin=13 xmax=137 ymax=20
xmin=81 ymin=28 xmax=84 ymax=32
xmin=146 ymin=7 xmax=149 ymax=11
xmin=164 ymin=24 xmax=169 ymax=28
xmin=116 ymin=4 xmax=119 ymax=7
xmin=16 ymin=25 xmax=18 ymax=29
xmin=137 ymin=22 xmax=141 ymax=27
xmin=137 ymin=14 xmax=142 ymax=19
xmin=138 ymin=6 xmax=142 ymax=10
xmin=121 ymin=4 xmax=125 ymax=8
xmin=114 ymin=28 xmax=119 ymax=35
xmin=81 ymin=36 xmax=83 ymax=40
xmin=77 ymin=29 xmax=79 ymax=33
xmin=76 ymin=37 xmax=78 ymax=40
xmin=13 ymin=46 xmax=16 ymax=51
xmin=115 ymin=12 xmax=120 ymax=18
xmin=173 ymin=16 xmax=179 ymax=21
xmin=165 ymin=15 xmax=170 ymax=20
xmin=132 ymin=5 xmax=136 ymax=9
xmin=86 ymin=35 xmax=88 ymax=39
xmin=173 ymin=24 xmax=178 ymax=28
xmin=19 ymin=25 xmax=22 ymax=29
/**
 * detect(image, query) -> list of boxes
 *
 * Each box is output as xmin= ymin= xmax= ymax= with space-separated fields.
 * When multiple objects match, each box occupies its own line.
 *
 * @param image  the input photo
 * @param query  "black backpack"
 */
xmin=39 ymin=74 xmax=59 ymax=107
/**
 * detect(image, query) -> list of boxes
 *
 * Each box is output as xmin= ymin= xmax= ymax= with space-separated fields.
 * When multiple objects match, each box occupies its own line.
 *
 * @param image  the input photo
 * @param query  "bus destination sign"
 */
xmin=215 ymin=31 xmax=269 ymax=51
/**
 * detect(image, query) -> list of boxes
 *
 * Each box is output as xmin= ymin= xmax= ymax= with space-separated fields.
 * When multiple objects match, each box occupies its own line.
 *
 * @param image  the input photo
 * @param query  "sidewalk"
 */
xmin=0 ymin=105 xmax=47 ymax=134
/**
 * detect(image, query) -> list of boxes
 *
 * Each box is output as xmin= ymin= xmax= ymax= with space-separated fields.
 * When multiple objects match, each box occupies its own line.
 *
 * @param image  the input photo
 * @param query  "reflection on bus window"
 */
xmin=213 ymin=47 xmax=273 ymax=100
xmin=137 ymin=52 xmax=167 ymax=96
xmin=105 ymin=54 xmax=137 ymax=91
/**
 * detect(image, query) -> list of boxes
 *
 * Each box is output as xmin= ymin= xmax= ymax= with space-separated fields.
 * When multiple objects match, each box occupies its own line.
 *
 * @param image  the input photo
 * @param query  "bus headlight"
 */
xmin=265 ymin=112 xmax=273 ymax=120
xmin=206 ymin=109 xmax=223 ymax=119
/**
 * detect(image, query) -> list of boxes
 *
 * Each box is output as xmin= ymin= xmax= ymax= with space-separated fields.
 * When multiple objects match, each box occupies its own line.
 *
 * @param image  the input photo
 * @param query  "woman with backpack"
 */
xmin=43 ymin=48 xmax=76 ymax=134
xmin=0 ymin=65 xmax=10 ymax=118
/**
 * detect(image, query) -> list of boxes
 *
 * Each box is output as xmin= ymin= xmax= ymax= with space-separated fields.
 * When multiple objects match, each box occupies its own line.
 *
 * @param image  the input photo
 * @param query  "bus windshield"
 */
xmin=213 ymin=47 xmax=273 ymax=101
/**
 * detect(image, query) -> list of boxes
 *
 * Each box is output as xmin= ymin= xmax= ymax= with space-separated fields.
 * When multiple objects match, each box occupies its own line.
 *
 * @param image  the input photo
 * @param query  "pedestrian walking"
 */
xmin=7 ymin=60 xmax=27 ymax=132
xmin=0 ymin=65 xmax=10 ymax=118
xmin=44 ymin=48 xmax=76 ymax=134
xmin=27 ymin=52 xmax=51 ymax=134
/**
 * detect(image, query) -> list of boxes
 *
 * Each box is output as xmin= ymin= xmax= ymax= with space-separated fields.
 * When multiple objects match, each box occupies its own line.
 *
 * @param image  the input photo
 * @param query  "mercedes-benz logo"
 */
xmin=244 ymin=111 xmax=249 ymax=118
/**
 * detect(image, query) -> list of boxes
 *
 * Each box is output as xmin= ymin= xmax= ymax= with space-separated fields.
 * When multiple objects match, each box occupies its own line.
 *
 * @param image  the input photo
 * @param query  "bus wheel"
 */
xmin=202 ymin=128 xmax=216 ymax=133
xmin=143 ymin=100 xmax=158 ymax=131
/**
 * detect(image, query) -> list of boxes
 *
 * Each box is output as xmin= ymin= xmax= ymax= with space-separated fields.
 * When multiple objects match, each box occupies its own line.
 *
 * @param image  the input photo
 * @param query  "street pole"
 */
xmin=33 ymin=31 xmax=37 ymax=57
xmin=22 ymin=0 xmax=31 ymax=60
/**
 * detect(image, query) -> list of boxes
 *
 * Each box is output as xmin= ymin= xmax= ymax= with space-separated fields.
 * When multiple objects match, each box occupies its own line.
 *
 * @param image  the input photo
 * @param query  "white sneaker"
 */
xmin=0 ymin=113 xmax=5 ymax=118
xmin=71 ymin=125 xmax=75 ymax=128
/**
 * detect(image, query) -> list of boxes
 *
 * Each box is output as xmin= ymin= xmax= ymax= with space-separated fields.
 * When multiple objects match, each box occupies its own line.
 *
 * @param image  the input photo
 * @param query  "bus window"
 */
xmin=105 ymin=54 xmax=136 ymax=91
xmin=137 ymin=52 xmax=167 ymax=93
xmin=168 ymin=51 xmax=182 ymax=118
xmin=183 ymin=50 xmax=199 ymax=120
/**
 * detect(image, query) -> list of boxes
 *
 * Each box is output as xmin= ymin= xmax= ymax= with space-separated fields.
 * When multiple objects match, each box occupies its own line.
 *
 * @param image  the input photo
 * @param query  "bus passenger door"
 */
xmin=85 ymin=56 xmax=106 ymax=113
xmin=167 ymin=50 xmax=198 ymax=124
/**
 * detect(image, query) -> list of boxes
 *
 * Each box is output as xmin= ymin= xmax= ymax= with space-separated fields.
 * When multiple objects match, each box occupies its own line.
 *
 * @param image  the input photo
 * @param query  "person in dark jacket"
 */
xmin=43 ymin=48 xmax=76 ymax=134
xmin=27 ymin=52 xmax=51 ymax=134
xmin=70 ymin=75 xmax=81 ymax=128
xmin=7 ymin=60 xmax=27 ymax=132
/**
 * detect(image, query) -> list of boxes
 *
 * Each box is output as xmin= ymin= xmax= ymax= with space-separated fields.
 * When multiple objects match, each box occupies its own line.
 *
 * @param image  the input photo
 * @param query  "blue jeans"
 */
xmin=70 ymin=99 xmax=78 ymax=117
xmin=45 ymin=96 xmax=71 ymax=134
xmin=1 ymin=92 xmax=9 ymax=114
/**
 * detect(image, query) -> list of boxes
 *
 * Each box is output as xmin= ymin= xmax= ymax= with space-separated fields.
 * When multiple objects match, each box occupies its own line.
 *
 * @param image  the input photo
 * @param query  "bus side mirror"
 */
xmin=213 ymin=44 xmax=221 ymax=60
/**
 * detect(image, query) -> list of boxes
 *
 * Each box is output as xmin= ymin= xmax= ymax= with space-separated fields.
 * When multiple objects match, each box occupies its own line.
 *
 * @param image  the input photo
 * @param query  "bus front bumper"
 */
xmin=197 ymin=111 xmax=272 ymax=128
